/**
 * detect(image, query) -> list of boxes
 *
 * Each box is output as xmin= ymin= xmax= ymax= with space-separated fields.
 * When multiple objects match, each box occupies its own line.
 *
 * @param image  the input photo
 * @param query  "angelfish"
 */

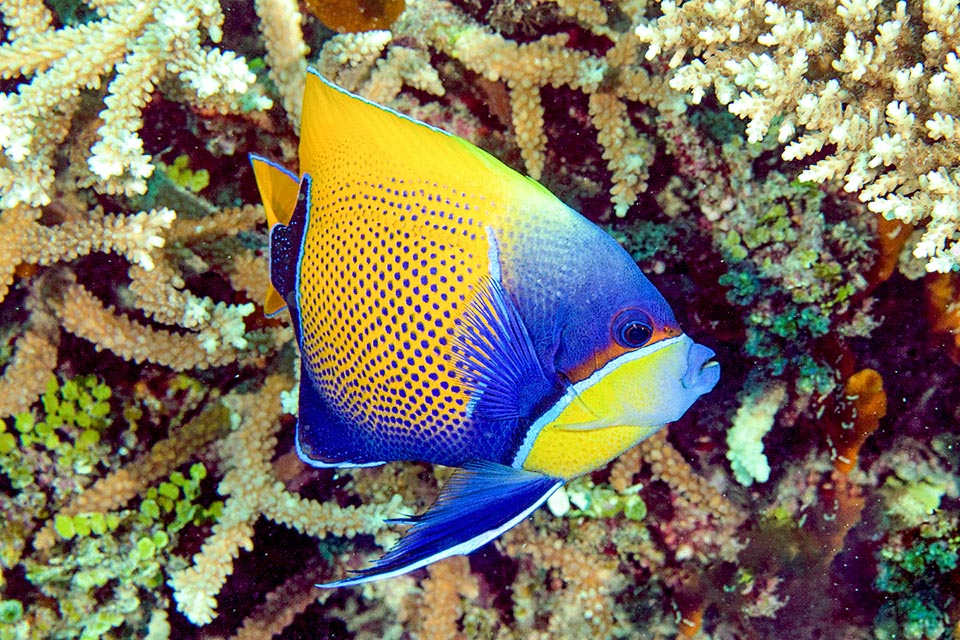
xmin=250 ymin=70 xmax=720 ymax=587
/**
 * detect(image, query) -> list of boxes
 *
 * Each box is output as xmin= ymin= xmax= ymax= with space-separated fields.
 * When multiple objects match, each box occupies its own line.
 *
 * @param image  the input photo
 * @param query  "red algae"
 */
xmin=833 ymin=368 xmax=887 ymax=475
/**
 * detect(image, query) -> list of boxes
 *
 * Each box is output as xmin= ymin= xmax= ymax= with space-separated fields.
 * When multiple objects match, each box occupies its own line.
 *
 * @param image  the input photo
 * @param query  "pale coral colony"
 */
xmin=0 ymin=0 xmax=959 ymax=638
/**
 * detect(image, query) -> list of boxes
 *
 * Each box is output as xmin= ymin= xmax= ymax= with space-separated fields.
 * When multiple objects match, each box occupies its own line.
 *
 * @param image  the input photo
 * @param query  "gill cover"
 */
xmin=520 ymin=335 xmax=720 ymax=479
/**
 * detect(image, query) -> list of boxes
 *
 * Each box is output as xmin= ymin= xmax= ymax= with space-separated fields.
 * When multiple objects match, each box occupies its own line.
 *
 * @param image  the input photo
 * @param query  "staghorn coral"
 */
xmin=0 ymin=0 xmax=958 ymax=637
xmin=0 ymin=0 xmax=271 ymax=207
xmin=635 ymin=0 xmax=960 ymax=272
xmin=502 ymin=518 xmax=631 ymax=637
xmin=413 ymin=556 xmax=479 ymax=640
xmin=228 ymin=556 xmax=333 ymax=640
xmin=255 ymin=0 xmax=309 ymax=128
xmin=0 ymin=312 xmax=59 ymax=418
xmin=167 ymin=374 xmax=406 ymax=625
xmin=0 ymin=204 xmax=176 ymax=301
xmin=317 ymin=29 xmax=445 ymax=105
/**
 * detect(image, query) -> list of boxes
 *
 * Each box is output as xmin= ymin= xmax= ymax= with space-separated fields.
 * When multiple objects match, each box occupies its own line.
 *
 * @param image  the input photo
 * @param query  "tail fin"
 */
xmin=249 ymin=154 xmax=301 ymax=316
xmin=250 ymin=154 xmax=298 ymax=227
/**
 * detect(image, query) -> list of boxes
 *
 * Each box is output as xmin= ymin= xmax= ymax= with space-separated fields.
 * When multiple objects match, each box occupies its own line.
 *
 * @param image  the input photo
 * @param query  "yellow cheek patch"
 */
xmin=521 ymin=367 xmax=660 ymax=478
xmin=522 ymin=422 xmax=658 ymax=479
xmin=519 ymin=335 xmax=697 ymax=479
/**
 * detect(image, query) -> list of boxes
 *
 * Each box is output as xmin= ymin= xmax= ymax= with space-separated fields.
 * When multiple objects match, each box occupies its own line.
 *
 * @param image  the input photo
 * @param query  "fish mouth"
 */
xmin=681 ymin=342 xmax=720 ymax=393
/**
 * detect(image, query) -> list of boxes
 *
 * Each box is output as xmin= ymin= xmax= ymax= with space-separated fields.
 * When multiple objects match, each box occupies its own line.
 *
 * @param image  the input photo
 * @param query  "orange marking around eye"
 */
xmin=564 ymin=324 xmax=680 ymax=383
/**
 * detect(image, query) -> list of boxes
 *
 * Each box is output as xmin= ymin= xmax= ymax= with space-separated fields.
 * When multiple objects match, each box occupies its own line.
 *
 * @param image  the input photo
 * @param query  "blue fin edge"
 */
xmin=295 ymin=360 xmax=387 ymax=469
xmin=317 ymin=460 xmax=562 ymax=587
xmin=248 ymin=152 xmax=298 ymax=183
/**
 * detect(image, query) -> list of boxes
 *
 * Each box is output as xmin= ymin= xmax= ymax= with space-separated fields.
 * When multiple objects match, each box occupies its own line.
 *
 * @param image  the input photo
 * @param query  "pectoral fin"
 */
xmin=318 ymin=460 xmax=562 ymax=587
xmin=453 ymin=274 xmax=556 ymax=423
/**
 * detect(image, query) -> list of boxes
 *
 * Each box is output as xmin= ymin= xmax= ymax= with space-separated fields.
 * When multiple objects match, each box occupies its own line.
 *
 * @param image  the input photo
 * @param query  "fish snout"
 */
xmin=681 ymin=342 xmax=720 ymax=393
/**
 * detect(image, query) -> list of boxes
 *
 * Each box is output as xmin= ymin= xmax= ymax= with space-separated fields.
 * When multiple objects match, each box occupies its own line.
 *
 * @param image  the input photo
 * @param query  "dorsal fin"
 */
xmin=299 ymin=69 xmax=557 ymax=208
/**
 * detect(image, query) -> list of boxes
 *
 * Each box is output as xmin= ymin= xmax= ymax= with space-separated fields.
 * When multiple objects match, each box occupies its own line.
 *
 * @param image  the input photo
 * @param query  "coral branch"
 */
xmin=0 ymin=0 xmax=270 ymax=206
xmin=635 ymin=0 xmax=960 ymax=271
xmin=169 ymin=375 xmax=406 ymax=625
xmin=53 ymin=280 xmax=241 ymax=370
xmin=0 ymin=320 xmax=59 ymax=419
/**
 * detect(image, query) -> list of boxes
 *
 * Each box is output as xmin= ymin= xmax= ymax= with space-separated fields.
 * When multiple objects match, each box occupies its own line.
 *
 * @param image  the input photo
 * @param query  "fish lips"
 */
xmin=682 ymin=342 xmax=720 ymax=394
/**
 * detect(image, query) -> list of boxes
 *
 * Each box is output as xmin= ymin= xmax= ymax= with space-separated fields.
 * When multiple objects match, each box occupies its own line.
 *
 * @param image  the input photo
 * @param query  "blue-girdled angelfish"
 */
xmin=250 ymin=69 xmax=720 ymax=587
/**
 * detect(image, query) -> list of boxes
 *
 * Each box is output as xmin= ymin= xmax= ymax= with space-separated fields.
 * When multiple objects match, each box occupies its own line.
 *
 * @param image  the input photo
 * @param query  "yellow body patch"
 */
xmin=523 ymin=423 xmax=656 ymax=480
xmin=292 ymin=73 xmax=553 ymax=458
xmin=297 ymin=178 xmax=489 ymax=441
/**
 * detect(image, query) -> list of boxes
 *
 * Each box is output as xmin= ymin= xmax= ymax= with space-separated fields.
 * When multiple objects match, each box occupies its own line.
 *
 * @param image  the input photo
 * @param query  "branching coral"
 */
xmin=255 ymin=0 xmax=309 ymax=128
xmin=414 ymin=556 xmax=479 ymax=640
xmin=0 ymin=205 xmax=175 ymax=300
xmin=168 ymin=374 xmax=406 ymax=625
xmin=635 ymin=0 xmax=960 ymax=272
xmin=0 ymin=0 xmax=271 ymax=207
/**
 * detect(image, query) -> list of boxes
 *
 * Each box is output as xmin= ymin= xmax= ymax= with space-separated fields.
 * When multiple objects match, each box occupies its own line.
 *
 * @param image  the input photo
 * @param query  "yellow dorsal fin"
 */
xmin=299 ymin=70 xmax=556 ymax=211
xmin=250 ymin=154 xmax=299 ymax=228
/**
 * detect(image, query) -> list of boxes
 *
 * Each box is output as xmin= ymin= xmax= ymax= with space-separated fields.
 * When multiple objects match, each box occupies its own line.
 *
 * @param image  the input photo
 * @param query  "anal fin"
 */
xmin=318 ymin=460 xmax=562 ymax=587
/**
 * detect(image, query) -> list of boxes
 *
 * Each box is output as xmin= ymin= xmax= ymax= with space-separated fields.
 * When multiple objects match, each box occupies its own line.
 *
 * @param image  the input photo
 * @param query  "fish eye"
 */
xmin=613 ymin=311 xmax=654 ymax=348
xmin=617 ymin=321 xmax=653 ymax=348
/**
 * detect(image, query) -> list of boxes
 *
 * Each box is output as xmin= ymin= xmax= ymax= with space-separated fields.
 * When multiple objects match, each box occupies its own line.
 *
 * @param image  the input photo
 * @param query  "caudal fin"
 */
xmin=249 ymin=154 xmax=302 ymax=316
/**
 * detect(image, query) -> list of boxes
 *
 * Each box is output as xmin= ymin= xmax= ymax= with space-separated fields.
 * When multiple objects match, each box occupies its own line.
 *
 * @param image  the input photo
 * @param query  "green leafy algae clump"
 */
xmin=552 ymin=476 xmax=648 ymax=522
xmin=874 ymin=518 xmax=959 ymax=640
xmin=716 ymin=172 xmax=874 ymax=395
xmin=20 ymin=462 xmax=221 ymax=639
xmin=0 ymin=598 xmax=23 ymax=624
xmin=161 ymin=154 xmax=210 ymax=194
xmin=1 ymin=375 xmax=116 ymax=548
xmin=606 ymin=219 xmax=682 ymax=265
xmin=0 ymin=373 xmax=223 ymax=639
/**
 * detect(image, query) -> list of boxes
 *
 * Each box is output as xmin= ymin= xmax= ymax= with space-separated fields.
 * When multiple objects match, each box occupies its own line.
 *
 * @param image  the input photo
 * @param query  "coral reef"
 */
xmin=635 ymin=0 xmax=960 ymax=273
xmin=0 ymin=0 xmax=270 ymax=206
xmin=0 ymin=0 xmax=958 ymax=638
